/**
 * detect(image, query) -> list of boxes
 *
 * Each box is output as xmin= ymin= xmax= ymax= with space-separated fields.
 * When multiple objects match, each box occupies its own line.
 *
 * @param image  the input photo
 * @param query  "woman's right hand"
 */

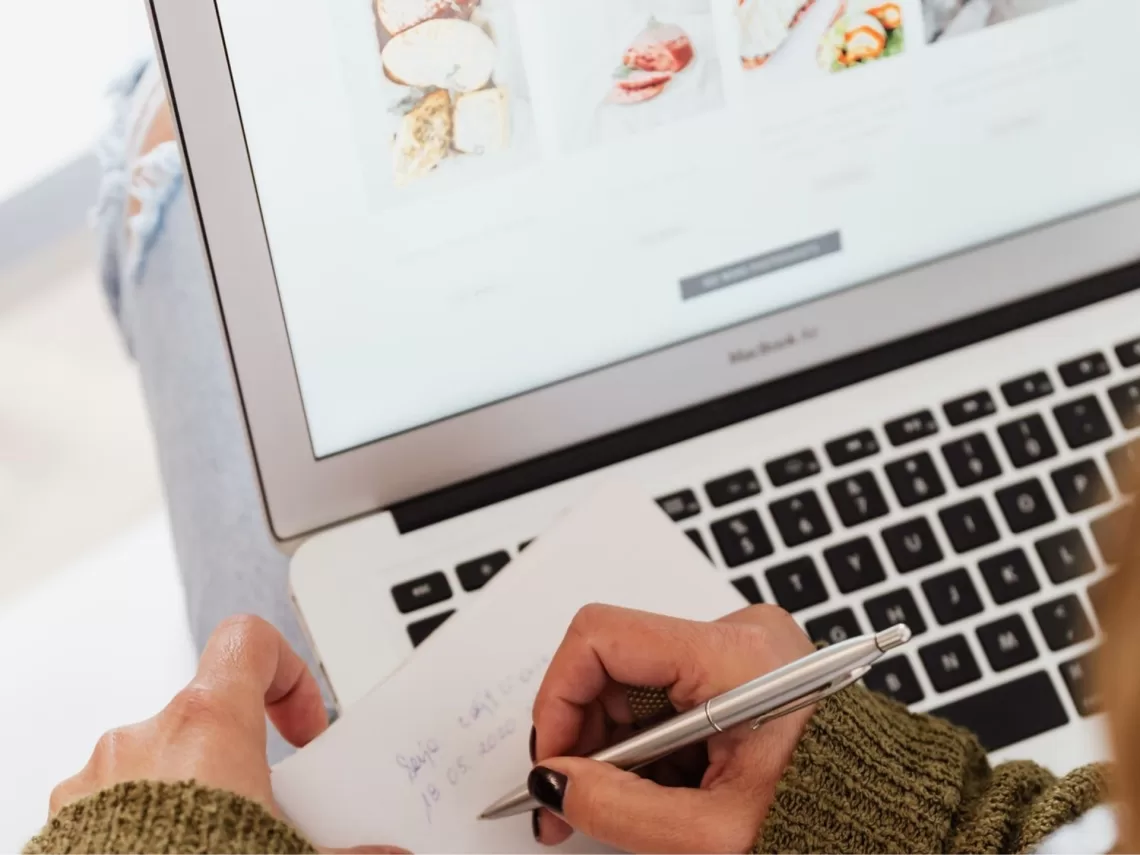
xmin=529 ymin=604 xmax=817 ymax=853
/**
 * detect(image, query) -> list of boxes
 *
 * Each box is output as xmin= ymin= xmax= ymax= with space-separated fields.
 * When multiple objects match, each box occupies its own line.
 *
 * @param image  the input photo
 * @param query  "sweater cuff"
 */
xmin=758 ymin=686 xmax=983 ymax=853
xmin=23 ymin=780 xmax=317 ymax=855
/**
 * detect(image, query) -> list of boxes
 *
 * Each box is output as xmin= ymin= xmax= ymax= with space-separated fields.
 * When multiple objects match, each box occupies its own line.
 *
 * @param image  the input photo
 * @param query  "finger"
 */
xmin=317 ymin=846 xmax=412 ymax=854
xmin=193 ymin=615 xmax=328 ymax=748
xmin=530 ymin=757 xmax=755 ymax=853
xmin=533 ymin=605 xmax=711 ymax=760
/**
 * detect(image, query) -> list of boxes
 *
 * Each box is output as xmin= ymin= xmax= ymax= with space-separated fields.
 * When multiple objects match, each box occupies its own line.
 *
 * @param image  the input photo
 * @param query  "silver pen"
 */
xmin=478 ymin=624 xmax=911 ymax=821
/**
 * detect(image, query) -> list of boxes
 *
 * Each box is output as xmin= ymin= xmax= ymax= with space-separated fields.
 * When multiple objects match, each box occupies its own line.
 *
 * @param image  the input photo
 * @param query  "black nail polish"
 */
xmin=527 ymin=766 xmax=567 ymax=814
xmin=529 ymin=726 xmax=537 ymax=762
xmin=531 ymin=809 xmax=541 ymax=842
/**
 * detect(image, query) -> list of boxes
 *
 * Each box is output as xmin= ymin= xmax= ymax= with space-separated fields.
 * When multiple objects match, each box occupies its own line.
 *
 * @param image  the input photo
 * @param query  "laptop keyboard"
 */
xmin=390 ymin=335 xmax=1140 ymax=754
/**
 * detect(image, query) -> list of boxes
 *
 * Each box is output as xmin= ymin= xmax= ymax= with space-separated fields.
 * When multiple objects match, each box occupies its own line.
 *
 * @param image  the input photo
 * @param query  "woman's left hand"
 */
xmin=47 ymin=615 xmax=407 ymax=854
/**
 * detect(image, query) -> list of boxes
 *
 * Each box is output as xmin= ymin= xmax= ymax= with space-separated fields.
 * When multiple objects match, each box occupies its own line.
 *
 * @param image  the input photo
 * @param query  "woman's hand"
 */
xmin=48 ymin=615 xmax=406 ymax=854
xmin=529 ymin=604 xmax=816 ymax=853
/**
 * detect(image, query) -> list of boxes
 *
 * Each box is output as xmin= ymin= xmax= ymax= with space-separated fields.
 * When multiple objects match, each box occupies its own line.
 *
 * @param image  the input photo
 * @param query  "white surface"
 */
xmin=275 ymin=480 xmax=744 ymax=852
xmin=0 ymin=0 xmax=153 ymax=202
xmin=0 ymin=513 xmax=195 ymax=852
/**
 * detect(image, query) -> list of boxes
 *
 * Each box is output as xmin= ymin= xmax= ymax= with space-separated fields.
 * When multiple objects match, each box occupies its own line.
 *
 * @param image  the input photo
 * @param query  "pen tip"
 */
xmin=875 ymin=624 xmax=912 ymax=651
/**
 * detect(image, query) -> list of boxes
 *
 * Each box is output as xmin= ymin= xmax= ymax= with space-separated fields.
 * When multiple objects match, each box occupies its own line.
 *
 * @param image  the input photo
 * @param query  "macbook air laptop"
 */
xmin=147 ymin=0 xmax=1140 ymax=774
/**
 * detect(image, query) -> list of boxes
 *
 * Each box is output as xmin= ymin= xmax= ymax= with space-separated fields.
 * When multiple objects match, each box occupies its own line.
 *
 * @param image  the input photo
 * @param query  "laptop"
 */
xmin=148 ymin=0 xmax=1140 ymax=775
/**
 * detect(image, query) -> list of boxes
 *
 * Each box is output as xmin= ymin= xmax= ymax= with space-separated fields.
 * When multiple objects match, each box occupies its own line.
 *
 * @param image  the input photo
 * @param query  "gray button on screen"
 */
xmin=680 ymin=231 xmax=842 ymax=301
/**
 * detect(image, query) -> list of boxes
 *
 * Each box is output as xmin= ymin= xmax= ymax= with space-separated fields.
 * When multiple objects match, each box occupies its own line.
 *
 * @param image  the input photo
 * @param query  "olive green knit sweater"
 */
xmin=24 ymin=687 xmax=1107 ymax=854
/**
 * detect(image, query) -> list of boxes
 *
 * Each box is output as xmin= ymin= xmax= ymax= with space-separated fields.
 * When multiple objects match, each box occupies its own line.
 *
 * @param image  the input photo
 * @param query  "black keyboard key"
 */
xmin=977 ymin=615 xmax=1038 ymax=672
xmin=825 ymin=429 xmax=881 ymax=467
xmin=392 ymin=572 xmax=453 ymax=614
xmin=1059 ymin=352 xmax=1110 ymax=388
xmin=685 ymin=529 xmax=710 ymax=561
xmin=731 ymin=576 xmax=763 ymax=605
xmin=1116 ymin=337 xmax=1140 ymax=369
xmin=979 ymin=549 xmax=1040 ymax=604
xmin=999 ymin=415 xmax=1058 ymax=468
xmin=407 ymin=610 xmax=455 ymax=646
xmin=885 ymin=410 xmax=939 ymax=447
xmin=806 ymin=608 xmax=863 ymax=646
xmin=919 ymin=636 xmax=981 ymax=693
xmin=1036 ymin=529 xmax=1095 ymax=584
xmin=456 ymin=552 xmax=510 ymax=592
xmin=1107 ymin=442 xmax=1139 ymax=494
xmin=711 ymin=511 xmax=774 ymax=568
xmin=1109 ymin=380 xmax=1140 ymax=430
xmin=657 ymin=489 xmax=701 ymax=522
xmin=942 ymin=434 xmax=1002 ymax=488
xmin=995 ymin=479 xmax=1056 ymax=534
xmin=1054 ymin=396 xmax=1113 ymax=450
xmin=921 ymin=568 xmax=983 ymax=625
xmin=864 ymin=656 xmax=925 ymax=705
xmin=882 ymin=517 xmax=943 ymax=574
xmin=705 ymin=469 xmax=761 ymax=508
xmin=885 ymin=453 xmax=946 ymax=508
xmin=824 ymin=537 xmax=887 ymax=594
xmin=938 ymin=498 xmax=1000 ymax=554
xmin=1092 ymin=506 xmax=1131 ymax=566
xmin=944 ymin=390 xmax=997 ymax=426
xmin=770 ymin=491 xmax=832 ymax=548
xmin=930 ymin=672 xmax=1068 ymax=751
xmin=1034 ymin=594 xmax=1094 ymax=651
xmin=865 ymin=588 xmax=927 ymax=636
xmin=1060 ymin=655 xmax=1100 ymax=716
xmin=766 ymin=557 xmax=828 ymax=613
xmin=827 ymin=472 xmax=889 ymax=528
xmin=766 ymin=449 xmax=821 ymax=487
xmin=1051 ymin=460 xmax=1110 ymax=514
xmin=1002 ymin=371 xmax=1054 ymax=407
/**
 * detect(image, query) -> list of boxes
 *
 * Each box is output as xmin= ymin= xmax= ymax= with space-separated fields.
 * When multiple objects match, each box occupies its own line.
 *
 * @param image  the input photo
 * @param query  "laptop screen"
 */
xmin=213 ymin=0 xmax=1140 ymax=458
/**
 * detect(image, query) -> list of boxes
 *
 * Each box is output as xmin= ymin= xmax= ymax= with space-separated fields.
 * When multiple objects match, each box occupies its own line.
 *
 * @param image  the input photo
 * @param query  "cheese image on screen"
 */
xmin=382 ymin=18 xmax=496 ymax=91
xmin=375 ymin=0 xmax=476 ymax=37
xmin=393 ymin=89 xmax=453 ymax=186
xmin=738 ymin=0 xmax=818 ymax=69
xmin=609 ymin=18 xmax=696 ymax=105
xmin=453 ymin=87 xmax=509 ymax=154
xmin=371 ymin=0 xmax=530 ymax=189
xmin=817 ymin=0 xmax=905 ymax=72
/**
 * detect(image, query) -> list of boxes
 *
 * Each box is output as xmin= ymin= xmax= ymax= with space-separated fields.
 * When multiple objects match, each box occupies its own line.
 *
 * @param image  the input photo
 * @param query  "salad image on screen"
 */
xmin=922 ymin=0 xmax=1074 ymax=43
xmin=372 ymin=0 xmax=535 ymax=188
xmin=817 ymin=1 xmax=905 ymax=72
xmin=737 ymin=0 xmax=909 ymax=80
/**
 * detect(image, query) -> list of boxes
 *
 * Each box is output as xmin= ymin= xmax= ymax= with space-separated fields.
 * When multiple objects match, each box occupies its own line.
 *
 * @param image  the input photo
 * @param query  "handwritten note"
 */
xmin=272 ymin=480 xmax=746 ymax=853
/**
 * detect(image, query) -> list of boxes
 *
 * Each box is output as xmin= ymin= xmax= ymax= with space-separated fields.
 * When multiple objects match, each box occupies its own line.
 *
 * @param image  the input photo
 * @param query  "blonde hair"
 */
xmin=1099 ymin=500 xmax=1140 ymax=851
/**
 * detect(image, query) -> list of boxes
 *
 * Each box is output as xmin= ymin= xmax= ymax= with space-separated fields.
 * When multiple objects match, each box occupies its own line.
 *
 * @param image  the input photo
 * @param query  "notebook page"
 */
xmin=271 ymin=480 xmax=747 ymax=853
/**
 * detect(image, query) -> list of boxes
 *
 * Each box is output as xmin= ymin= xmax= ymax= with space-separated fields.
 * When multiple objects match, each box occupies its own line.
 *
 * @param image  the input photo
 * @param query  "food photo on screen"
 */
xmin=738 ymin=0 xmax=916 ymax=82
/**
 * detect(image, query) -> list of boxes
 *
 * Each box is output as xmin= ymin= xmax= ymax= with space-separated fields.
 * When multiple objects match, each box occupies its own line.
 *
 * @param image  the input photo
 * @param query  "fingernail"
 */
xmin=529 ymin=726 xmax=537 ymax=762
xmin=531 ymin=809 xmax=541 ymax=842
xmin=527 ymin=766 xmax=566 ymax=813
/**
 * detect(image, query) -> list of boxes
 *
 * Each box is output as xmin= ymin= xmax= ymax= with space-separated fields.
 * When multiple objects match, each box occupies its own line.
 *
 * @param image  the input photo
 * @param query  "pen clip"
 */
xmin=749 ymin=666 xmax=871 ymax=730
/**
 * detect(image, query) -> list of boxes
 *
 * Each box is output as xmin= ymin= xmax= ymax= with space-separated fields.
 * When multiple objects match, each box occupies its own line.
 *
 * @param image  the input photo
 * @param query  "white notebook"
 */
xmin=272 ymin=480 xmax=746 ymax=853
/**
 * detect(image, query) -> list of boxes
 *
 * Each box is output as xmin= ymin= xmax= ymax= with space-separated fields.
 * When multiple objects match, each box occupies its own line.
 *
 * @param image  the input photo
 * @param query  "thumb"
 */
xmin=317 ymin=847 xmax=411 ymax=854
xmin=529 ymin=758 xmax=745 ymax=854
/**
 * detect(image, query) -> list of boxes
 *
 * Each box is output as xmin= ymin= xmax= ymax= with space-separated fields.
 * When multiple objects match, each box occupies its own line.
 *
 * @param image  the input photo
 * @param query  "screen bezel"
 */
xmin=149 ymin=0 xmax=1140 ymax=542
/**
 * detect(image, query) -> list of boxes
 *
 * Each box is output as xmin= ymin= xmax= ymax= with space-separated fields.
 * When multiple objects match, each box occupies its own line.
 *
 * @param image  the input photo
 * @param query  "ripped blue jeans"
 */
xmin=95 ymin=58 xmax=330 ymax=759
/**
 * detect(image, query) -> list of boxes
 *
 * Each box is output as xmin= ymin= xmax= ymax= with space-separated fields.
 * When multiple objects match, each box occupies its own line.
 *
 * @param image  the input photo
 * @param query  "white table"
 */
xmin=0 ymin=514 xmax=196 ymax=851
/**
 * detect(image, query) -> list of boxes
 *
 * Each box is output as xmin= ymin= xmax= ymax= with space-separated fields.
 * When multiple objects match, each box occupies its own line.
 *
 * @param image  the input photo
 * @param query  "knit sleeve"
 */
xmin=758 ymin=687 xmax=1109 ymax=854
xmin=22 ymin=780 xmax=318 ymax=855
